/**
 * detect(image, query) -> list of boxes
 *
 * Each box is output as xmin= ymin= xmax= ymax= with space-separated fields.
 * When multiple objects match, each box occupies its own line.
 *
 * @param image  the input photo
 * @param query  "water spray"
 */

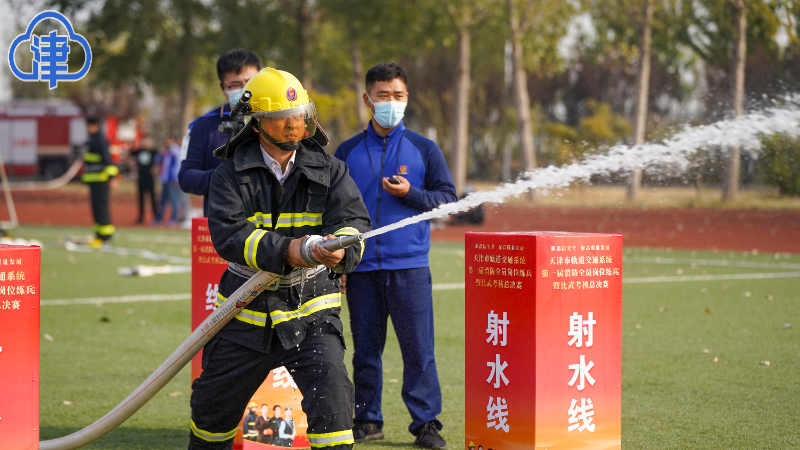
xmin=366 ymin=104 xmax=800 ymax=236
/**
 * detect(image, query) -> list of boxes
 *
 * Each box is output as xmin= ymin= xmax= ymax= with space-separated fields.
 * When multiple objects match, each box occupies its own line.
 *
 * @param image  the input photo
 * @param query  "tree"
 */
xmin=445 ymin=0 xmax=493 ymax=196
xmin=627 ymin=0 xmax=653 ymax=201
xmin=278 ymin=0 xmax=321 ymax=90
xmin=41 ymin=0 xmax=214 ymax=133
xmin=675 ymin=0 xmax=787 ymax=200
xmin=722 ymin=0 xmax=747 ymax=202
xmin=507 ymin=0 xmax=537 ymax=176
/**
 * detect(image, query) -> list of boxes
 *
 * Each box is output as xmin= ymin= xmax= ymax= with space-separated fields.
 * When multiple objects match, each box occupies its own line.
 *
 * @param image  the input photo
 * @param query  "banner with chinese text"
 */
xmin=465 ymin=232 xmax=622 ymax=450
xmin=192 ymin=219 xmax=311 ymax=449
xmin=0 ymin=245 xmax=40 ymax=450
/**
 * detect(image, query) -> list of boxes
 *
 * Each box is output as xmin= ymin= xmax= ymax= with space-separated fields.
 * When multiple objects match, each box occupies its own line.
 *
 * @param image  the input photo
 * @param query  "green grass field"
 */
xmin=11 ymin=226 xmax=799 ymax=449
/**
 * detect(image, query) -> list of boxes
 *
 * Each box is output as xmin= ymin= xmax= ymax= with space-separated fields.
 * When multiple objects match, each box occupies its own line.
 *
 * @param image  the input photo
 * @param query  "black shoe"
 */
xmin=353 ymin=421 xmax=384 ymax=442
xmin=414 ymin=421 xmax=446 ymax=449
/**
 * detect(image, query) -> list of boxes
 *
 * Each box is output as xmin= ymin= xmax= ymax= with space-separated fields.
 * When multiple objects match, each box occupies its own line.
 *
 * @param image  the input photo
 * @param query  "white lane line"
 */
xmin=624 ymin=256 xmax=800 ymax=270
xmin=43 ymin=271 xmax=796 ymax=305
xmin=623 ymin=271 xmax=800 ymax=284
xmin=65 ymin=241 xmax=192 ymax=264
xmin=41 ymin=293 xmax=191 ymax=306
xmin=124 ymin=234 xmax=191 ymax=245
xmin=43 ymin=284 xmax=469 ymax=305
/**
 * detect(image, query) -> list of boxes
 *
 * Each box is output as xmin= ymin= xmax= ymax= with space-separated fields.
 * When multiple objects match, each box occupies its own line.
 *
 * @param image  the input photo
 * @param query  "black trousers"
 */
xmin=137 ymin=176 xmax=159 ymax=222
xmin=189 ymin=321 xmax=355 ymax=449
xmin=89 ymin=181 xmax=113 ymax=240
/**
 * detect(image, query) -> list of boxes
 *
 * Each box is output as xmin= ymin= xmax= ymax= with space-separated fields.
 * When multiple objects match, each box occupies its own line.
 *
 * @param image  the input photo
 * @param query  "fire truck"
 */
xmin=0 ymin=99 xmax=86 ymax=179
xmin=0 ymin=100 xmax=140 ymax=180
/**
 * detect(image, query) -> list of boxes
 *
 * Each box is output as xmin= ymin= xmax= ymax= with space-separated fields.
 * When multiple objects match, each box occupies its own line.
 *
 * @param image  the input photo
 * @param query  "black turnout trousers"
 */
xmin=89 ymin=181 xmax=112 ymax=240
xmin=189 ymin=321 xmax=355 ymax=450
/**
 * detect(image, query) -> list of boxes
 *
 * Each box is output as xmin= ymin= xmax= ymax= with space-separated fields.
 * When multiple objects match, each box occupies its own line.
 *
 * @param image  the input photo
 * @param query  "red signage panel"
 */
xmin=0 ymin=245 xmax=40 ymax=450
xmin=191 ymin=218 xmax=230 ymax=381
xmin=465 ymin=232 xmax=622 ymax=450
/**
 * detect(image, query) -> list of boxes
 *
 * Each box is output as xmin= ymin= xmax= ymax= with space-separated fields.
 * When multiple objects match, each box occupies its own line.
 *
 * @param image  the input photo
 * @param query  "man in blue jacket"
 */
xmin=334 ymin=62 xmax=457 ymax=450
xmin=179 ymin=49 xmax=261 ymax=216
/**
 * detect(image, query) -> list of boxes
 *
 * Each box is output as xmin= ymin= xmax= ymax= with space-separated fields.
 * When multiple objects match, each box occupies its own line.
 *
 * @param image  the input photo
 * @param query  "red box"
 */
xmin=0 ymin=245 xmax=41 ymax=450
xmin=465 ymin=232 xmax=622 ymax=450
xmin=191 ymin=218 xmax=230 ymax=382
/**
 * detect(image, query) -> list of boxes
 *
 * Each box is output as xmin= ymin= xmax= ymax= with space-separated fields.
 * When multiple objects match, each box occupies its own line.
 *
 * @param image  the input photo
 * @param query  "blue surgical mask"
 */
xmin=226 ymin=87 xmax=245 ymax=107
xmin=368 ymin=95 xmax=406 ymax=128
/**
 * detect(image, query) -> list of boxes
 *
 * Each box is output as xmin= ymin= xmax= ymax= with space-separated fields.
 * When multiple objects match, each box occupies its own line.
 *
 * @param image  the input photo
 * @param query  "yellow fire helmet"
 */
xmin=244 ymin=67 xmax=317 ymax=151
xmin=248 ymin=402 xmax=257 ymax=408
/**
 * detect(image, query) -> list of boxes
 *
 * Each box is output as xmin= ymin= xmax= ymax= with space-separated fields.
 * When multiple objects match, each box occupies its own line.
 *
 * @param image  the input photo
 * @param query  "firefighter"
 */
xmin=242 ymin=402 xmax=258 ymax=441
xmin=81 ymin=117 xmax=119 ymax=247
xmin=188 ymin=68 xmax=371 ymax=450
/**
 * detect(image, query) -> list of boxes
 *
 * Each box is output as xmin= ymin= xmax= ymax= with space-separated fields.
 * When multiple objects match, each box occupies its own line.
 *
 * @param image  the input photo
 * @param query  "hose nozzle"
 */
xmin=300 ymin=234 xmax=364 ymax=266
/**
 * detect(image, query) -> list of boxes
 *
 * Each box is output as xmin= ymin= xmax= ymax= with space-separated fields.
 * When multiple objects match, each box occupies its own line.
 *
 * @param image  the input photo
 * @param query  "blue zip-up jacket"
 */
xmin=335 ymin=121 xmax=457 ymax=271
xmin=178 ymin=104 xmax=231 ymax=215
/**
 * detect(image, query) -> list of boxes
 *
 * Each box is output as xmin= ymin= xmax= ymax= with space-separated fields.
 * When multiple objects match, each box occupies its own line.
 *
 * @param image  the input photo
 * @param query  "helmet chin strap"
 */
xmin=255 ymin=120 xmax=301 ymax=152
xmin=273 ymin=140 xmax=300 ymax=152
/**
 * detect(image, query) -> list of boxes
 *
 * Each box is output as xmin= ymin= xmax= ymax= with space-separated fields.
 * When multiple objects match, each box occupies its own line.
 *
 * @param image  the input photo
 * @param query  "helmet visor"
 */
xmin=252 ymin=102 xmax=317 ymax=144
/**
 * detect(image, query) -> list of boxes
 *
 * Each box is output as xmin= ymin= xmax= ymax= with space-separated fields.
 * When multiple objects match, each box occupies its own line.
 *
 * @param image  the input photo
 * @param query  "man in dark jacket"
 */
xmin=266 ymin=405 xmax=283 ymax=444
xmin=81 ymin=117 xmax=119 ymax=247
xmin=188 ymin=68 xmax=371 ymax=450
xmin=179 ymin=49 xmax=261 ymax=216
xmin=335 ymin=62 xmax=456 ymax=449
xmin=129 ymin=134 xmax=161 ymax=224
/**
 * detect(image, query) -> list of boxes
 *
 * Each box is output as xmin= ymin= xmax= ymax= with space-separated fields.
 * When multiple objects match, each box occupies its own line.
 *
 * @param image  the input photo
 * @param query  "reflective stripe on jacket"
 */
xmin=208 ymin=137 xmax=371 ymax=352
xmin=82 ymin=132 xmax=118 ymax=183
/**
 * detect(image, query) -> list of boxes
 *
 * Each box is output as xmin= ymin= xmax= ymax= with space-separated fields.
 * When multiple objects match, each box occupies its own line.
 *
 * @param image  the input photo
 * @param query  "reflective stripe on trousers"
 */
xmin=190 ymin=419 xmax=237 ymax=442
xmin=308 ymin=430 xmax=355 ymax=447
xmin=94 ymin=223 xmax=115 ymax=236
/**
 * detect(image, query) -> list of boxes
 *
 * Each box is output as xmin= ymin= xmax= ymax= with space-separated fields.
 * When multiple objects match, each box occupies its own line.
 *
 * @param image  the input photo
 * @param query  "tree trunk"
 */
xmin=508 ymin=0 xmax=536 ymax=176
xmin=351 ymin=41 xmax=369 ymax=125
xmin=451 ymin=25 xmax=471 ymax=197
xmin=695 ymin=150 xmax=705 ymax=198
xmin=627 ymin=0 xmax=653 ymax=202
xmin=178 ymin=17 xmax=195 ymax=133
xmin=179 ymin=76 xmax=196 ymax=134
xmin=722 ymin=0 xmax=746 ymax=203
xmin=297 ymin=0 xmax=314 ymax=90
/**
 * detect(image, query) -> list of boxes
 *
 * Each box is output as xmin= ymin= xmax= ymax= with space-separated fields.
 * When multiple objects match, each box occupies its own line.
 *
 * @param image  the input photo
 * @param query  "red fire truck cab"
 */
xmin=0 ymin=100 xmax=86 ymax=179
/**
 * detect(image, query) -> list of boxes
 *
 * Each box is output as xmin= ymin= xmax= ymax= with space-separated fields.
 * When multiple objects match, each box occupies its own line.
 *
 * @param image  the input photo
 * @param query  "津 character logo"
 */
xmin=7 ymin=10 xmax=92 ymax=89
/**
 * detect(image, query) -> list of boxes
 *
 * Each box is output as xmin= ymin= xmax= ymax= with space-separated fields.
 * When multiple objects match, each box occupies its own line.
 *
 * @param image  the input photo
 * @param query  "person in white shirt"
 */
xmin=278 ymin=406 xmax=296 ymax=447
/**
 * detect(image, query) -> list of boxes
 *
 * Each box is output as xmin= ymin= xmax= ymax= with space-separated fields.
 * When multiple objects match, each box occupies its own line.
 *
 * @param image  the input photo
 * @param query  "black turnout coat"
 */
xmin=208 ymin=137 xmax=371 ymax=352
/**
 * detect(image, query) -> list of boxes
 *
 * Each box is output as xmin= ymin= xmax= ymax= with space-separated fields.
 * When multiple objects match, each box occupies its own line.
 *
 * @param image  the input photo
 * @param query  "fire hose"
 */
xmin=39 ymin=233 xmax=363 ymax=450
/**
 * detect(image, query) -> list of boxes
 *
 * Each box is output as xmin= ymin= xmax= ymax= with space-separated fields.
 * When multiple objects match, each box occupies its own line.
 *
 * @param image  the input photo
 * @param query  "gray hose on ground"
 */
xmin=39 ymin=270 xmax=281 ymax=450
